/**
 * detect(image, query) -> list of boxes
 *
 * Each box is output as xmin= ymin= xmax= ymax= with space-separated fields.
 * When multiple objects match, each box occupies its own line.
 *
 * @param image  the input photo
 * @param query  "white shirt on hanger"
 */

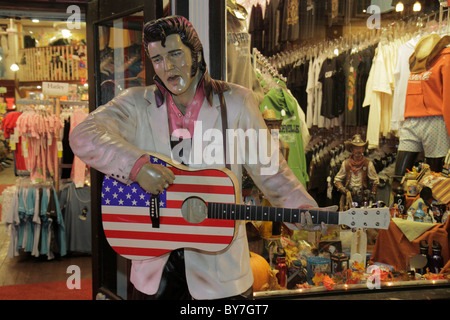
xmin=364 ymin=42 xmax=393 ymax=149
xmin=391 ymin=35 xmax=421 ymax=131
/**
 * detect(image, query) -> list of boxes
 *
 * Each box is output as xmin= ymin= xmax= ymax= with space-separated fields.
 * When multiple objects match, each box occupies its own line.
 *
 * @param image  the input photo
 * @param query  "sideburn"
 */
xmin=191 ymin=51 xmax=199 ymax=77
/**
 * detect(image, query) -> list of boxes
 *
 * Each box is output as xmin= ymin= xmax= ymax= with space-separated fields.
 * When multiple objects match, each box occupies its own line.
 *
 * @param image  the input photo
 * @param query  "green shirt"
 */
xmin=260 ymin=87 xmax=309 ymax=186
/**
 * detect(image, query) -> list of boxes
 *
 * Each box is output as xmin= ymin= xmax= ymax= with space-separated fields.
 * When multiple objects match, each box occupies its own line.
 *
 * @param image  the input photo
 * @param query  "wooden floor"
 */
xmin=0 ymin=158 xmax=92 ymax=287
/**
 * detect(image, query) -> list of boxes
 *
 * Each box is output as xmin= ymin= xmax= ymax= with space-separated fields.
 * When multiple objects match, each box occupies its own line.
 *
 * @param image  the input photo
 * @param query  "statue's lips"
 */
xmin=167 ymin=75 xmax=181 ymax=85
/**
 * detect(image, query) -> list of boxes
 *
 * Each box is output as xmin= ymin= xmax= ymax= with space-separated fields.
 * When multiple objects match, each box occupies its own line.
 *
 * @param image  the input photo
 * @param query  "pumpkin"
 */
xmin=250 ymin=252 xmax=271 ymax=291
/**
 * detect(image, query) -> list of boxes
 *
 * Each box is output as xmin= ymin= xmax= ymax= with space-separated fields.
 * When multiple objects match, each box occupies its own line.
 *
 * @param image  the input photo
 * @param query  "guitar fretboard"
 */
xmin=207 ymin=202 xmax=340 ymax=225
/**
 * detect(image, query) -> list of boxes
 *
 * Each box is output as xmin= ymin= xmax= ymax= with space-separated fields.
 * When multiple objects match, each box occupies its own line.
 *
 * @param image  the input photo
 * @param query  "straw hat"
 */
xmin=262 ymin=108 xmax=282 ymax=128
xmin=409 ymin=34 xmax=450 ymax=73
xmin=345 ymin=134 xmax=368 ymax=152
xmin=262 ymin=108 xmax=279 ymax=120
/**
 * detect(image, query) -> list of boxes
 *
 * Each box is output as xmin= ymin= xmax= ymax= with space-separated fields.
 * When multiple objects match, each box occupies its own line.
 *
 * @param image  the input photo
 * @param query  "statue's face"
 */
xmin=148 ymin=33 xmax=199 ymax=96
xmin=351 ymin=146 xmax=365 ymax=161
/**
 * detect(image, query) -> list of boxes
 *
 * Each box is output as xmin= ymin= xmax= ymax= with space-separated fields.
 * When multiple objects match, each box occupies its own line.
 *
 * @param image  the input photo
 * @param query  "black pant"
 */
xmin=131 ymin=249 xmax=253 ymax=300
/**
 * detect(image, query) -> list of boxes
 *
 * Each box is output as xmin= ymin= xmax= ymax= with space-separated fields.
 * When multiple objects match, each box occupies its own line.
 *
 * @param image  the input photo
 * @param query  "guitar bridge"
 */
xmin=150 ymin=194 xmax=160 ymax=228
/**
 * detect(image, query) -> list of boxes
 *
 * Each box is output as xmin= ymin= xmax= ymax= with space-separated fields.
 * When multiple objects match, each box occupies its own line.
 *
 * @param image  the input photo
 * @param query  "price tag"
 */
xmin=10 ymin=128 xmax=19 ymax=145
xmin=22 ymin=140 xmax=28 ymax=158
xmin=57 ymin=141 xmax=63 ymax=158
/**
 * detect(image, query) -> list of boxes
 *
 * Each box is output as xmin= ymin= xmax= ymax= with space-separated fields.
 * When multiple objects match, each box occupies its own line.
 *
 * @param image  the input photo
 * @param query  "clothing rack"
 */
xmin=3 ymin=177 xmax=67 ymax=260
xmin=15 ymin=176 xmax=54 ymax=189
xmin=252 ymin=48 xmax=287 ymax=82
xmin=59 ymin=101 xmax=89 ymax=107
xmin=13 ymin=99 xmax=64 ymax=192
xmin=16 ymin=99 xmax=53 ymax=106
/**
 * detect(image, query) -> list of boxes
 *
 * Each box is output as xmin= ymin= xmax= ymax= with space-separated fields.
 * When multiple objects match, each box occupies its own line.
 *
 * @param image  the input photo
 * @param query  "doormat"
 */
xmin=0 ymin=279 xmax=92 ymax=300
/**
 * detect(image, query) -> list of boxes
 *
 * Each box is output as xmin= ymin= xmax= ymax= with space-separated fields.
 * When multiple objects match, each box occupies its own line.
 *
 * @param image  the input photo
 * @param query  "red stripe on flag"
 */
xmin=104 ymin=230 xmax=234 ymax=244
xmin=102 ymin=213 xmax=148 ymax=224
xmin=166 ymin=200 xmax=184 ymax=209
xmin=170 ymin=167 xmax=229 ymax=178
xmin=112 ymin=246 xmax=170 ymax=258
xmin=102 ymin=213 xmax=235 ymax=227
xmin=167 ymin=183 xmax=235 ymax=194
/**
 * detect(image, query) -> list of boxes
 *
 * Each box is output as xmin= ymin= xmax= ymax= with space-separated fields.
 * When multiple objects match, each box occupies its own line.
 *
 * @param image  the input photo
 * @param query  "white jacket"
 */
xmin=69 ymin=82 xmax=317 ymax=299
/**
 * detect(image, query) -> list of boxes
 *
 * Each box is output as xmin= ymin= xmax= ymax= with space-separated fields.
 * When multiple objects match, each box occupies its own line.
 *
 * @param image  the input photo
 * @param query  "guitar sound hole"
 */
xmin=181 ymin=197 xmax=208 ymax=224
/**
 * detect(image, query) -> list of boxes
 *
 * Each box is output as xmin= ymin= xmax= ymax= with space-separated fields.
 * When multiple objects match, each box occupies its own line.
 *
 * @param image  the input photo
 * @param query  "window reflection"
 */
xmin=97 ymin=12 xmax=145 ymax=105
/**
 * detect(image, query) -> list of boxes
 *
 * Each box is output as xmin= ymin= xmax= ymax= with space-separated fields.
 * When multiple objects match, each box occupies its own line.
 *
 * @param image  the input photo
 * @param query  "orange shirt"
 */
xmin=405 ymin=47 xmax=450 ymax=135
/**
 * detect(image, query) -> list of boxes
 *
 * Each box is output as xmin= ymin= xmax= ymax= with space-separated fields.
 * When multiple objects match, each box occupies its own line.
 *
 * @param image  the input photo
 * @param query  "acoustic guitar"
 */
xmin=101 ymin=153 xmax=390 ymax=260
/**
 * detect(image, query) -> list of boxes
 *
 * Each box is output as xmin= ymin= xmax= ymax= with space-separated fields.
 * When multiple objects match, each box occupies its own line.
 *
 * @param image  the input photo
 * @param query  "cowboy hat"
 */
xmin=345 ymin=134 xmax=368 ymax=152
xmin=409 ymin=34 xmax=450 ymax=73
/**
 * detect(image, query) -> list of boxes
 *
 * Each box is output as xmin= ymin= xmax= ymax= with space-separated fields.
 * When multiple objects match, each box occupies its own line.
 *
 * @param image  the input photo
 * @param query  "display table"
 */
xmin=372 ymin=219 xmax=449 ymax=271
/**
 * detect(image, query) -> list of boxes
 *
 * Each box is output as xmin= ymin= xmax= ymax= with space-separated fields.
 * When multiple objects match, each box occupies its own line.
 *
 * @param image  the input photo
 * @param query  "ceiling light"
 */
xmin=32 ymin=19 xmax=39 ymax=23
xmin=413 ymin=1 xmax=422 ymax=12
xmin=61 ymin=29 xmax=72 ymax=38
xmin=396 ymin=2 xmax=404 ymax=12
xmin=10 ymin=63 xmax=19 ymax=72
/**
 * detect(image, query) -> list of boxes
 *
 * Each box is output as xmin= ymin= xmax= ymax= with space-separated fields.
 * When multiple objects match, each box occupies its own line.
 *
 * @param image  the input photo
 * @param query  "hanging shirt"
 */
xmin=318 ymin=57 xmax=338 ymax=119
xmin=227 ymin=12 xmax=265 ymax=104
xmin=280 ymin=0 xmax=300 ymax=43
xmin=391 ymin=37 xmax=419 ymax=131
xmin=364 ymin=42 xmax=394 ymax=148
xmin=260 ymin=87 xmax=309 ymax=186
xmin=59 ymin=183 xmax=91 ymax=253
xmin=344 ymin=53 xmax=361 ymax=126
xmin=404 ymin=47 xmax=450 ymax=136
xmin=287 ymin=60 xmax=309 ymax=116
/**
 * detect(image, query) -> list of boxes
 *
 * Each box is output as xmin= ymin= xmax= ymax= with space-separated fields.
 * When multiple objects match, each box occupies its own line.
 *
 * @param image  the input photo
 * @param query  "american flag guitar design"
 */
xmin=101 ymin=153 xmax=390 ymax=261
xmin=101 ymin=153 xmax=238 ymax=260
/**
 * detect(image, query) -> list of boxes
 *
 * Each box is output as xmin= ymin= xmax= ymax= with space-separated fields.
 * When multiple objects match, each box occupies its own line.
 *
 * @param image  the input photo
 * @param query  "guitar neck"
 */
xmin=207 ymin=202 xmax=339 ymax=225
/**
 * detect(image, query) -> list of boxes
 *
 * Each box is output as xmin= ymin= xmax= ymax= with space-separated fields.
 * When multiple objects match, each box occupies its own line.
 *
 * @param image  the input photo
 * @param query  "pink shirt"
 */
xmin=164 ymin=76 xmax=206 ymax=139
xmin=130 ymin=76 xmax=208 ymax=180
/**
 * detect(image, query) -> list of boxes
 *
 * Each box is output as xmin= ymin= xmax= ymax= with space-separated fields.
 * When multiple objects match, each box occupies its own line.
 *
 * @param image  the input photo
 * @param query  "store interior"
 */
xmin=0 ymin=0 xmax=449 ymax=300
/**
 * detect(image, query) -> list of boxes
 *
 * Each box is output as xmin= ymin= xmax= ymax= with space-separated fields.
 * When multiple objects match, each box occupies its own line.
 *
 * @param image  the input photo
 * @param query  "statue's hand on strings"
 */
xmin=135 ymin=162 xmax=175 ymax=195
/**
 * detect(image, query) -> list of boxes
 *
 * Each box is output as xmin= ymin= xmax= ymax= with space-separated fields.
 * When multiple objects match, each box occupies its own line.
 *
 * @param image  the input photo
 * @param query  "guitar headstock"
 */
xmin=339 ymin=207 xmax=390 ymax=230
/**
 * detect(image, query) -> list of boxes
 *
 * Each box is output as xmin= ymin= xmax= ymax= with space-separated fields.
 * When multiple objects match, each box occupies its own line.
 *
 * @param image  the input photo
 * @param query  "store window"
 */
xmin=234 ymin=0 xmax=450 ymax=300
xmin=76 ymin=0 xmax=450 ymax=301
xmin=96 ymin=12 xmax=145 ymax=105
